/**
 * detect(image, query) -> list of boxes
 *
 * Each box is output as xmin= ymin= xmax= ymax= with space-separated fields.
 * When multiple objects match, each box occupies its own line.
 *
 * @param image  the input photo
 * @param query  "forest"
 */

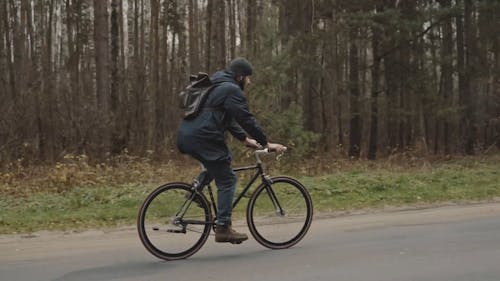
xmin=1 ymin=0 xmax=499 ymax=164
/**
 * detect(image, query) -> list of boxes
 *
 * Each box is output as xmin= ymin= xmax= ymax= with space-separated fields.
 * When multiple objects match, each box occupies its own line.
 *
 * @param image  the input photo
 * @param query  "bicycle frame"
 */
xmin=202 ymin=162 xmax=266 ymax=221
xmin=177 ymin=150 xmax=284 ymax=227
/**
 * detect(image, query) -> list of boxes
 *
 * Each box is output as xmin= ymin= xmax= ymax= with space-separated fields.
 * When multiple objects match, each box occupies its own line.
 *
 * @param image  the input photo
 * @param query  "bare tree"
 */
xmin=93 ymin=0 xmax=109 ymax=111
xmin=110 ymin=0 xmax=123 ymax=153
xmin=348 ymin=26 xmax=361 ymax=158
xmin=368 ymin=3 xmax=382 ymax=160
xmin=188 ymin=0 xmax=200 ymax=72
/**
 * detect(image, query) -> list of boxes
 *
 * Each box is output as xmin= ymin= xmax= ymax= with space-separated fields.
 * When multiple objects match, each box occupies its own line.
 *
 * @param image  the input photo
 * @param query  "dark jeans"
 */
xmin=201 ymin=160 xmax=237 ymax=226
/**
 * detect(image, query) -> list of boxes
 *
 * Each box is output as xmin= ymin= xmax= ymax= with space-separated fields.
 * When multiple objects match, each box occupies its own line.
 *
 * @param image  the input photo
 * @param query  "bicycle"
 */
xmin=137 ymin=149 xmax=313 ymax=260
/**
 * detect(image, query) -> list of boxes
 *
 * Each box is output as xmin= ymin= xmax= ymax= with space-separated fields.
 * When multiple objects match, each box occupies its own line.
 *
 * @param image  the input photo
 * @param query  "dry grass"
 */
xmin=1 ymin=150 xmax=499 ymax=197
xmin=0 ymin=153 xmax=195 ymax=197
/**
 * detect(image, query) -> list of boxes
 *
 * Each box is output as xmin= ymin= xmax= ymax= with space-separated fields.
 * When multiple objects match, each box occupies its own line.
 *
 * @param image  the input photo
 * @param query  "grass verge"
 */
xmin=1 ymin=156 xmax=499 ymax=234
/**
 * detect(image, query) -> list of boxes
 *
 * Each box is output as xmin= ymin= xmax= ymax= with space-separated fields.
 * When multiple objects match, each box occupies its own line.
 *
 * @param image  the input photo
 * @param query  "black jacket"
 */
xmin=176 ymin=70 xmax=268 ymax=162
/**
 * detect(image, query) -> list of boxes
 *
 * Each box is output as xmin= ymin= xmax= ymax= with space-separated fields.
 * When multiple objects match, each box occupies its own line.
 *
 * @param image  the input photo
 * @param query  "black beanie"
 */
xmin=229 ymin=57 xmax=253 ymax=76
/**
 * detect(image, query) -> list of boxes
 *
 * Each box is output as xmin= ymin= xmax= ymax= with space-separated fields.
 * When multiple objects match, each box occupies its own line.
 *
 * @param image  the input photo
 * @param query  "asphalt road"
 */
xmin=2 ymin=202 xmax=500 ymax=281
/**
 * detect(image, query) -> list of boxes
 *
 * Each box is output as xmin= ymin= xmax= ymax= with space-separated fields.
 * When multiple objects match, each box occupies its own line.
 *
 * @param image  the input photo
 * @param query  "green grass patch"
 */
xmin=1 ymin=157 xmax=500 ymax=234
xmin=0 ymin=184 xmax=151 ymax=233
xmin=301 ymin=161 xmax=500 ymax=213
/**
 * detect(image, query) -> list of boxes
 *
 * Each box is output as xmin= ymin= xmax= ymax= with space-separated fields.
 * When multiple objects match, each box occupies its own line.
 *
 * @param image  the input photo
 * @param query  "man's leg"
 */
xmin=203 ymin=160 xmax=248 ymax=243
xmin=202 ymin=160 xmax=236 ymax=225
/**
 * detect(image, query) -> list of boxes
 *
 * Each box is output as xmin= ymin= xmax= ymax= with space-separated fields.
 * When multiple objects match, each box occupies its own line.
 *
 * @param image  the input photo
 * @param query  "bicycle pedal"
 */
xmin=230 ymin=241 xmax=243 ymax=245
xmin=167 ymin=229 xmax=186 ymax=234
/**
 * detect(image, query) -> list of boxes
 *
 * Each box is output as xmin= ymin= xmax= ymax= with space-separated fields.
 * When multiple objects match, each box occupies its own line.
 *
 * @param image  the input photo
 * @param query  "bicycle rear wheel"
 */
xmin=137 ymin=183 xmax=212 ymax=260
xmin=247 ymin=176 xmax=313 ymax=249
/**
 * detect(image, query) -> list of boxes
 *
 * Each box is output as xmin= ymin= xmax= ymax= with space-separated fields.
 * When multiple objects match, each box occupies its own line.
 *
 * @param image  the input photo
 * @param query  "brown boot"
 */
xmin=215 ymin=225 xmax=248 ymax=244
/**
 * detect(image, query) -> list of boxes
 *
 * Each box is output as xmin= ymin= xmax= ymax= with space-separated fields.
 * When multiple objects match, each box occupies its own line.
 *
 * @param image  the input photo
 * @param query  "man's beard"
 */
xmin=238 ymin=79 xmax=245 ymax=91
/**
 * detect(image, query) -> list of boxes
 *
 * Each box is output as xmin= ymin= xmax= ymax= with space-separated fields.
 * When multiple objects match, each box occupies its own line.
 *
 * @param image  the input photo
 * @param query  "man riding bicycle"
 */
xmin=176 ymin=58 xmax=286 ymax=244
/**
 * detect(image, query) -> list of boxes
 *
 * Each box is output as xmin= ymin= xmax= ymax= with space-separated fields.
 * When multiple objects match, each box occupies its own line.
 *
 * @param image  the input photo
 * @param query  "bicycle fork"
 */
xmin=263 ymin=176 xmax=286 ymax=216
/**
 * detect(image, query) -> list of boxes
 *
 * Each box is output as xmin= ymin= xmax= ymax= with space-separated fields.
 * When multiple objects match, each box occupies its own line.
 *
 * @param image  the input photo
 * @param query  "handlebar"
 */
xmin=254 ymin=148 xmax=271 ymax=155
xmin=253 ymin=147 xmax=287 ymax=163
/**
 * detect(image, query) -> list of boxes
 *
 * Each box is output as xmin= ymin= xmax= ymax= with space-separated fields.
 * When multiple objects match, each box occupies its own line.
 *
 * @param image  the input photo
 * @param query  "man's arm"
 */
xmin=224 ymin=89 xmax=268 ymax=147
xmin=227 ymin=118 xmax=247 ymax=141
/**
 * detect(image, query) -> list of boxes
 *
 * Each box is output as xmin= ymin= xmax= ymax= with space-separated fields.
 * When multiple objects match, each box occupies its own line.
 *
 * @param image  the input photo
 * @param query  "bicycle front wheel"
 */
xmin=247 ymin=176 xmax=313 ymax=249
xmin=137 ymin=183 xmax=212 ymax=260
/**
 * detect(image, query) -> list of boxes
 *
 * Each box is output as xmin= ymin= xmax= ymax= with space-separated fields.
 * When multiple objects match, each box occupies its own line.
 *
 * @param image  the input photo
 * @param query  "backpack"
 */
xmin=179 ymin=72 xmax=222 ymax=120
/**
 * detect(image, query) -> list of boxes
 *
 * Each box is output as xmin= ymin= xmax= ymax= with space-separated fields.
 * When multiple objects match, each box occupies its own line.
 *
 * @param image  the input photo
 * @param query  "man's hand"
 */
xmin=244 ymin=137 xmax=262 ymax=149
xmin=266 ymin=142 xmax=287 ymax=152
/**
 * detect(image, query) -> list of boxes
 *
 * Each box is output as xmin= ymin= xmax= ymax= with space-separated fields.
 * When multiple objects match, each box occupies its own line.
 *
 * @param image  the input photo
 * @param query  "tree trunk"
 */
xmin=4 ymin=1 xmax=17 ymax=103
xmin=246 ymin=0 xmax=256 ymax=57
xmin=110 ymin=0 xmax=122 ymax=153
xmin=368 ymin=6 xmax=381 ymax=160
xmin=456 ymin=2 xmax=466 ymax=153
xmin=148 ymin=0 xmax=159 ymax=147
xmin=93 ymin=0 xmax=109 ymax=112
xmin=414 ymin=14 xmax=429 ymax=156
xmin=40 ymin=0 xmax=56 ymax=160
xmin=132 ymin=0 xmax=146 ymax=150
xmin=188 ymin=0 xmax=200 ymax=72
xmin=296 ymin=0 xmax=320 ymax=134
xmin=494 ymin=6 xmax=500 ymax=149
xmin=214 ymin=0 xmax=226 ymax=69
xmin=321 ymin=12 xmax=338 ymax=151
xmin=439 ymin=0 xmax=453 ymax=154
xmin=400 ymin=0 xmax=417 ymax=150
xmin=160 ymin=1 xmax=171 ymax=131
xmin=0 ymin=1 xmax=5 ymax=103
xmin=228 ymin=0 xmax=236 ymax=59
xmin=205 ymin=0 xmax=213 ymax=71
xmin=382 ymin=10 xmax=399 ymax=151
xmin=276 ymin=1 xmax=294 ymax=109
xmin=66 ymin=0 xmax=79 ymax=132
xmin=463 ymin=0 xmax=476 ymax=154
xmin=348 ymin=27 xmax=361 ymax=158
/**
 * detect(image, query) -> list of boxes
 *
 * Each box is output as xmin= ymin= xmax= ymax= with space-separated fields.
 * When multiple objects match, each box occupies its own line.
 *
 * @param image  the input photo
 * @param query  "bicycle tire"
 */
xmin=137 ymin=182 xmax=212 ymax=260
xmin=247 ymin=176 xmax=313 ymax=249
